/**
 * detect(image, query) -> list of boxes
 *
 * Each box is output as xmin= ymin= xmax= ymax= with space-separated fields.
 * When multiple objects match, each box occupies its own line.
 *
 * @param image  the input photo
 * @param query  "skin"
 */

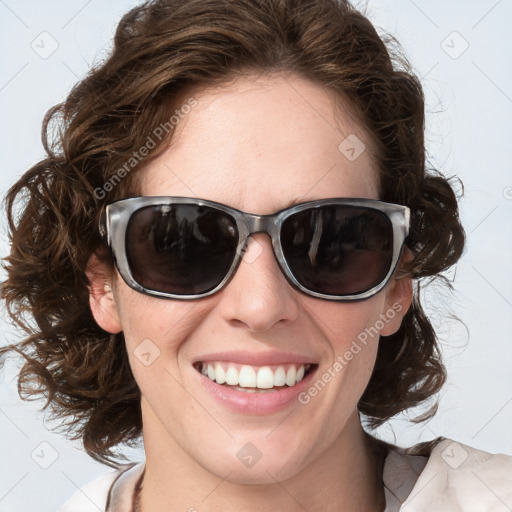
xmin=87 ymin=72 xmax=412 ymax=512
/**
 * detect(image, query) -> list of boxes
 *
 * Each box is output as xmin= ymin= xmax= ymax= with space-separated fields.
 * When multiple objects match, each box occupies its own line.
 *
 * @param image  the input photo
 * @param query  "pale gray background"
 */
xmin=1 ymin=1 xmax=511 ymax=511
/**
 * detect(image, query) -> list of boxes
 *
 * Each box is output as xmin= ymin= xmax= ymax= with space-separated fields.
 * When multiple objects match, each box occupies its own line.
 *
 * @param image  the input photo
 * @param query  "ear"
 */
xmin=379 ymin=247 xmax=414 ymax=337
xmin=85 ymin=253 xmax=122 ymax=334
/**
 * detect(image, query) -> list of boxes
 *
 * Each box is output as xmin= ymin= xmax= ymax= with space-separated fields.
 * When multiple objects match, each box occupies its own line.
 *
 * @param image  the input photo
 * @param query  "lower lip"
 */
xmin=197 ymin=366 xmax=318 ymax=414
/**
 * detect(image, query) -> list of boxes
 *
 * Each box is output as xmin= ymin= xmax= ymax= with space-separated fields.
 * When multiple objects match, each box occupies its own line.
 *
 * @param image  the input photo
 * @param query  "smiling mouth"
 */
xmin=193 ymin=361 xmax=317 ymax=393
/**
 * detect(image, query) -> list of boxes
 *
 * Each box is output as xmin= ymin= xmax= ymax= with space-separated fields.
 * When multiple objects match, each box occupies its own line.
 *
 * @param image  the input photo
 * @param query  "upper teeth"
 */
xmin=200 ymin=362 xmax=311 ymax=389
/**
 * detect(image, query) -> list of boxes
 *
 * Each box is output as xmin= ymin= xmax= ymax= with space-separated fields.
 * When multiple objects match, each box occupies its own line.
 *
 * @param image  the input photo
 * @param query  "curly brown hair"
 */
xmin=0 ymin=0 xmax=464 ymax=465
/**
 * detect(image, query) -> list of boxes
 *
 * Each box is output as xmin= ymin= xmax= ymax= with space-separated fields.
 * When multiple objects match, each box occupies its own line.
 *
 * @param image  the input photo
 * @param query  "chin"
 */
xmin=206 ymin=456 xmax=306 ymax=486
xmin=194 ymin=434 xmax=312 ymax=486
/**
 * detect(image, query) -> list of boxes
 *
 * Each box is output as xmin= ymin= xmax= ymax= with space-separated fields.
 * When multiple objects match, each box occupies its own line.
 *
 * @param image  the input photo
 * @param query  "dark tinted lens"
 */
xmin=126 ymin=204 xmax=238 ymax=295
xmin=281 ymin=205 xmax=393 ymax=295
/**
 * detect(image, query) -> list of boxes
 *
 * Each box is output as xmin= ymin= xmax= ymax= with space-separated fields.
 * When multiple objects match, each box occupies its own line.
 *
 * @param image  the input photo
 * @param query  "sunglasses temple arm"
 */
xmin=98 ymin=208 xmax=109 ymax=244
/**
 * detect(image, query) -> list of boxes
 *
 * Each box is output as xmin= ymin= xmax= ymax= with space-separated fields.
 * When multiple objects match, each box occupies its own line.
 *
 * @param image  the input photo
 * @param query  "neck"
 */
xmin=138 ymin=408 xmax=387 ymax=512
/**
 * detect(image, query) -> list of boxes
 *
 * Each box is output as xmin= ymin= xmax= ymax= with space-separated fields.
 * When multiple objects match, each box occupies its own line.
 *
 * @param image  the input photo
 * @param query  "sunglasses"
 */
xmin=100 ymin=197 xmax=410 ymax=301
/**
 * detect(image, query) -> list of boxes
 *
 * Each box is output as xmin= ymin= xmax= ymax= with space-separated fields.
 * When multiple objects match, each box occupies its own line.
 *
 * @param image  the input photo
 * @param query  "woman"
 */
xmin=1 ymin=0 xmax=511 ymax=511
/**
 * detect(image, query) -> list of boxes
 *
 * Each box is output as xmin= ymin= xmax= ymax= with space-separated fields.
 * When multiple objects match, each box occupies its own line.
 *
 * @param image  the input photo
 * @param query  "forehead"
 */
xmin=137 ymin=72 xmax=379 ymax=213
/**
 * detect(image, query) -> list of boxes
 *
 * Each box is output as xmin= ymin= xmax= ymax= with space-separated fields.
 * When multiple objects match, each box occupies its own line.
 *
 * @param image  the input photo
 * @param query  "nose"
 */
xmin=216 ymin=233 xmax=300 ymax=332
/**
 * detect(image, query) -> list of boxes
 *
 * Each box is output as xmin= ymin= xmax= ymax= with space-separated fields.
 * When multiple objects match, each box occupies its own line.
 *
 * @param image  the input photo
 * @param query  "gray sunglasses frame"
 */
xmin=100 ymin=196 xmax=410 ymax=301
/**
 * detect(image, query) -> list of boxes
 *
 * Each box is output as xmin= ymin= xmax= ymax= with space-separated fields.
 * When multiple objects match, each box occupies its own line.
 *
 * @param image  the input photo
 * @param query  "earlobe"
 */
xmin=85 ymin=253 xmax=122 ymax=334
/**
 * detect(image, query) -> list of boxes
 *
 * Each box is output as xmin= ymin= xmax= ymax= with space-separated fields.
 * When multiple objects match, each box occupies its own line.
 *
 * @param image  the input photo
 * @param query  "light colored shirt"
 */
xmin=59 ymin=437 xmax=512 ymax=511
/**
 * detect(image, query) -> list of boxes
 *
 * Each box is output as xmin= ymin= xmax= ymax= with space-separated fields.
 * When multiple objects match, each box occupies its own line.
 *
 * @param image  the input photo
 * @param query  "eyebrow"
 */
xmin=284 ymin=197 xmax=313 ymax=208
xmin=284 ymin=196 xmax=332 ymax=208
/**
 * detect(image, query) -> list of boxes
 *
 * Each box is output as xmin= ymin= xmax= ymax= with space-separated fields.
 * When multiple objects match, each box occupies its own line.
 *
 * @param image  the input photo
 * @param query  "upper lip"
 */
xmin=194 ymin=351 xmax=318 ymax=366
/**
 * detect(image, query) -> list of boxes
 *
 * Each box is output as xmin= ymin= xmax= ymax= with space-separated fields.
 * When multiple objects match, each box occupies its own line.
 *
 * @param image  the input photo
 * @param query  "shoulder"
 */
xmin=382 ymin=436 xmax=512 ymax=511
xmin=58 ymin=462 xmax=144 ymax=512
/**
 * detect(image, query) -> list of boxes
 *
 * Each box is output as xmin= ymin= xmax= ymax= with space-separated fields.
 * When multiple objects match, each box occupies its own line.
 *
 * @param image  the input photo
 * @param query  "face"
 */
xmin=88 ymin=72 xmax=411 ymax=484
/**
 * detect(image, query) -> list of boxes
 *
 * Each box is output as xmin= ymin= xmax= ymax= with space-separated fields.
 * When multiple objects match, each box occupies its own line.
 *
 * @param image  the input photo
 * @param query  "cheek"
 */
xmin=303 ymin=297 xmax=387 ymax=405
xmin=309 ymin=296 xmax=388 ymax=355
xmin=289 ymin=299 xmax=386 ymax=451
xmin=299 ymin=296 xmax=389 ymax=403
xmin=112 ymin=286 xmax=210 ymax=375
